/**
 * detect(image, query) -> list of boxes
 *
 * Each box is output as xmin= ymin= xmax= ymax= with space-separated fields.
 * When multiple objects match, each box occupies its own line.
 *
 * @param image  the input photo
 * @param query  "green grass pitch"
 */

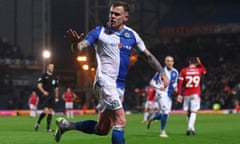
xmin=0 ymin=113 xmax=239 ymax=144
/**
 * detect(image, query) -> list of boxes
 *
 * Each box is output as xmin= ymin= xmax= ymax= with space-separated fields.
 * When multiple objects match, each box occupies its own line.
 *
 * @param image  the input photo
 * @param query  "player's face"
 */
xmin=109 ymin=6 xmax=129 ymax=31
xmin=165 ymin=57 xmax=174 ymax=69
xmin=67 ymin=88 xmax=71 ymax=92
xmin=47 ymin=64 xmax=54 ymax=73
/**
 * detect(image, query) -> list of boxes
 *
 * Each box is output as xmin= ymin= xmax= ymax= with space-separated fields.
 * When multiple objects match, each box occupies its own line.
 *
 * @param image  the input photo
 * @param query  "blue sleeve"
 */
xmin=150 ymin=72 xmax=160 ymax=88
xmin=152 ymin=72 xmax=160 ymax=82
xmin=84 ymin=26 xmax=102 ymax=46
xmin=171 ymin=70 xmax=179 ymax=88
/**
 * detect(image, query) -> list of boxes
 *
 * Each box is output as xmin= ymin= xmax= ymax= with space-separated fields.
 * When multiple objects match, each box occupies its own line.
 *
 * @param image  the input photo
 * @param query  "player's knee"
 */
xmin=115 ymin=116 xmax=126 ymax=127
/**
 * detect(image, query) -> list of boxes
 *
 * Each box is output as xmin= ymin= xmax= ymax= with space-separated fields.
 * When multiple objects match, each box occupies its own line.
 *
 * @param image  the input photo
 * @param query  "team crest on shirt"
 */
xmin=124 ymin=32 xmax=130 ymax=38
xmin=112 ymin=100 xmax=120 ymax=108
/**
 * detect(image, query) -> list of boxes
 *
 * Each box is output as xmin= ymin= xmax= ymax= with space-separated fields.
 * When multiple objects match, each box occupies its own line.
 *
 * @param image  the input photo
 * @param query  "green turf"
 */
xmin=0 ymin=113 xmax=239 ymax=144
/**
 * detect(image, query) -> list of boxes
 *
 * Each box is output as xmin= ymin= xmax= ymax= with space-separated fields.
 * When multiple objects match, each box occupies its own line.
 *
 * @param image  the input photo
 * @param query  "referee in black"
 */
xmin=34 ymin=63 xmax=59 ymax=132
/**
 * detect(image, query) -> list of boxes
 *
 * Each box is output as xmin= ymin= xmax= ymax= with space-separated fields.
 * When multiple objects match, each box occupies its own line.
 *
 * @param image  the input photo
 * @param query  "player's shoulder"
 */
xmin=172 ymin=67 xmax=179 ymax=73
xmin=180 ymin=67 xmax=189 ymax=74
xmin=88 ymin=25 xmax=104 ymax=34
xmin=123 ymin=25 xmax=140 ymax=37
xmin=37 ymin=73 xmax=47 ymax=81
xmin=123 ymin=25 xmax=136 ymax=32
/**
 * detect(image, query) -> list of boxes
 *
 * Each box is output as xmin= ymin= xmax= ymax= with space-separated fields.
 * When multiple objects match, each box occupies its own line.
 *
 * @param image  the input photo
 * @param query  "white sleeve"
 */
xmin=133 ymin=31 xmax=146 ymax=52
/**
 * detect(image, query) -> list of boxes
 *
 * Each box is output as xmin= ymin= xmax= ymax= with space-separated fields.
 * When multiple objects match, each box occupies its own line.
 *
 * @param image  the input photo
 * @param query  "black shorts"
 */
xmin=42 ymin=95 xmax=55 ymax=108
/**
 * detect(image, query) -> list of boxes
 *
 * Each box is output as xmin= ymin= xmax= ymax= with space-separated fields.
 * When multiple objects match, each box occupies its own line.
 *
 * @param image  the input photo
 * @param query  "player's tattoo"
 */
xmin=143 ymin=52 xmax=165 ymax=76
xmin=71 ymin=40 xmax=89 ymax=52
xmin=77 ymin=40 xmax=89 ymax=51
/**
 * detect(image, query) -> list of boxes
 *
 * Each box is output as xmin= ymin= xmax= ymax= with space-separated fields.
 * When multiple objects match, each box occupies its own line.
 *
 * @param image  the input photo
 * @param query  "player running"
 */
xmin=147 ymin=56 xmax=178 ymax=138
xmin=177 ymin=57 xmax=206 ymax=136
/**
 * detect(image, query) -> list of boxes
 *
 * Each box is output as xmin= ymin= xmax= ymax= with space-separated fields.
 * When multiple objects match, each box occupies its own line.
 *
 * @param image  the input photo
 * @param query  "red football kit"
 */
xmin=29 ymin=94 xmax=39 ymax=105
xmin=178 ymin=64 xmax=206 ymax=96
xmin=137 ymin=86 xmax=156 ymax=101
xmin=63 ymin=92 xmax=75 ymax=102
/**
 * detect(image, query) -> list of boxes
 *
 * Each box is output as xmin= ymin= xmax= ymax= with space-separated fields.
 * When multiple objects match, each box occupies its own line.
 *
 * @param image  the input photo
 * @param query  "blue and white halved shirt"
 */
xmin=150 ymin=67 xmax=179 ymax=99
xmin=84 ymin=24 xmax=146 ymax=89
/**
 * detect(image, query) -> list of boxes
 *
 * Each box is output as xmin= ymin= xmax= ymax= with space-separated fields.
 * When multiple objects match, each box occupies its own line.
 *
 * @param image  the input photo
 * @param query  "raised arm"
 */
xmin=64 ymin=29 xmax=89 ymax=52
xmin=141 ymin=49 xmax=169 ymax=87
xmin=142 ymin=49 xmax=165 ymax=75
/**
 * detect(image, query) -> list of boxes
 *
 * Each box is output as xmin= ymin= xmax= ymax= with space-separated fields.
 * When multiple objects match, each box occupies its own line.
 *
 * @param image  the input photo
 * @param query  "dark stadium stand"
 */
xmin=0 ymin=37 xmax=41 ymax=110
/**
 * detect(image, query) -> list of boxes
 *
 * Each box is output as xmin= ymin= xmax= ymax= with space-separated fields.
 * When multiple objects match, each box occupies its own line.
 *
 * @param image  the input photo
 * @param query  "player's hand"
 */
xmin=55 ymin=97 xmax=59 ymax=103
xmin=43 ymin=91 xmax=49 ymax=96
xmin=64 ymin=28 xmax=84 ymax=44
xmin=177 ymin=95 xmax=183 ymax=103
xmin=196 ymin=57 xmax=201 ymax=65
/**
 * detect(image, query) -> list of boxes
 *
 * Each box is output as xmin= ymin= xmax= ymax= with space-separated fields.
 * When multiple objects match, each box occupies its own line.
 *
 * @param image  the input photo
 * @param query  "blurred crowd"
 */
xmin=0 ymin=37 xmax=37 ymax=65
xmin=0 ymin=38 xmax=24 ymax=59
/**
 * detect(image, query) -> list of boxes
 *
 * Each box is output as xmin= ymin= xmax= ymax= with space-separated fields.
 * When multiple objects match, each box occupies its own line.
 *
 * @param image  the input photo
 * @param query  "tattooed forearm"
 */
xmin=77 ymin=40 xmax=89 ymax=51
xmin=71 ymin=40 xmax=89 ymax=52
xmin=142 ymin=50 xmax=166 ymax=76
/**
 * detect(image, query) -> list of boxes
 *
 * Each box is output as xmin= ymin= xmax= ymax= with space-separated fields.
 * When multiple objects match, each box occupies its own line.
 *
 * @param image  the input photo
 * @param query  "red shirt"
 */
xmin=29 ymin=94 xmax=39 ymax=105
xmin=137 ymin=86 xmax=156 ymax=101
xmin=178 ymin=64 xmax=206 ymax=96
xmin=62 ymin=92 xmax=75 ymax=102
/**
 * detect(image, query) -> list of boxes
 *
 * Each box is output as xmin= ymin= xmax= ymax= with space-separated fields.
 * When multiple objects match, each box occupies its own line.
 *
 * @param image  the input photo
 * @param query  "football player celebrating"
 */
xmin=177 ymin=57 xmax=206 ymax=136
xmin=54 ymin=1 xmax=169 ymax=144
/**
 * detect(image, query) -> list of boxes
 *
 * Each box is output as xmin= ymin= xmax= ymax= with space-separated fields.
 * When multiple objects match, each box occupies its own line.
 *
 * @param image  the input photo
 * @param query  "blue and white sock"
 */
xmin=112 ymin=126 xmax=125 ymax=144
xmin=161 ymin=114 xmax=168 ymax=131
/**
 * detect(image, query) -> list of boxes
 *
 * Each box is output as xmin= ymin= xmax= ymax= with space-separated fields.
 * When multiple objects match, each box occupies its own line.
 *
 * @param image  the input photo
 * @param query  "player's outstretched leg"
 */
xmin=55 ymin=117 xmax=67 ymax=142
xmin=54 ymin=117 xmax=98 ymax=142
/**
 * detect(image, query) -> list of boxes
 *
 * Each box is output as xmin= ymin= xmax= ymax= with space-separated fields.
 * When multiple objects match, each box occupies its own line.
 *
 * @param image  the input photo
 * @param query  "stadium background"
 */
xmin=0 ymin=0 xmax=240 ymax=113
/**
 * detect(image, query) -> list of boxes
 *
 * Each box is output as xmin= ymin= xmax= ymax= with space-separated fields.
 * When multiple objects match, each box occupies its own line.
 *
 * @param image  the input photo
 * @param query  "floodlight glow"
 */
xmin=77 ymin=56 xmax=87 ymax=62
xmin=43 ymin=50 xmax=51 ymax=59
xmin=82 ymin=64 xmax=89 ymax=70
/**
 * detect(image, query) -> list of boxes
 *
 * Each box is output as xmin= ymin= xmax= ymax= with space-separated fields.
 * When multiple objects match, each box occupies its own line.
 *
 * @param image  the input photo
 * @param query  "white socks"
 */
xmin=144 ymin=112 xmax=149 ymax=121
xmin=188 ymin=112 xmax=196 ymax=131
